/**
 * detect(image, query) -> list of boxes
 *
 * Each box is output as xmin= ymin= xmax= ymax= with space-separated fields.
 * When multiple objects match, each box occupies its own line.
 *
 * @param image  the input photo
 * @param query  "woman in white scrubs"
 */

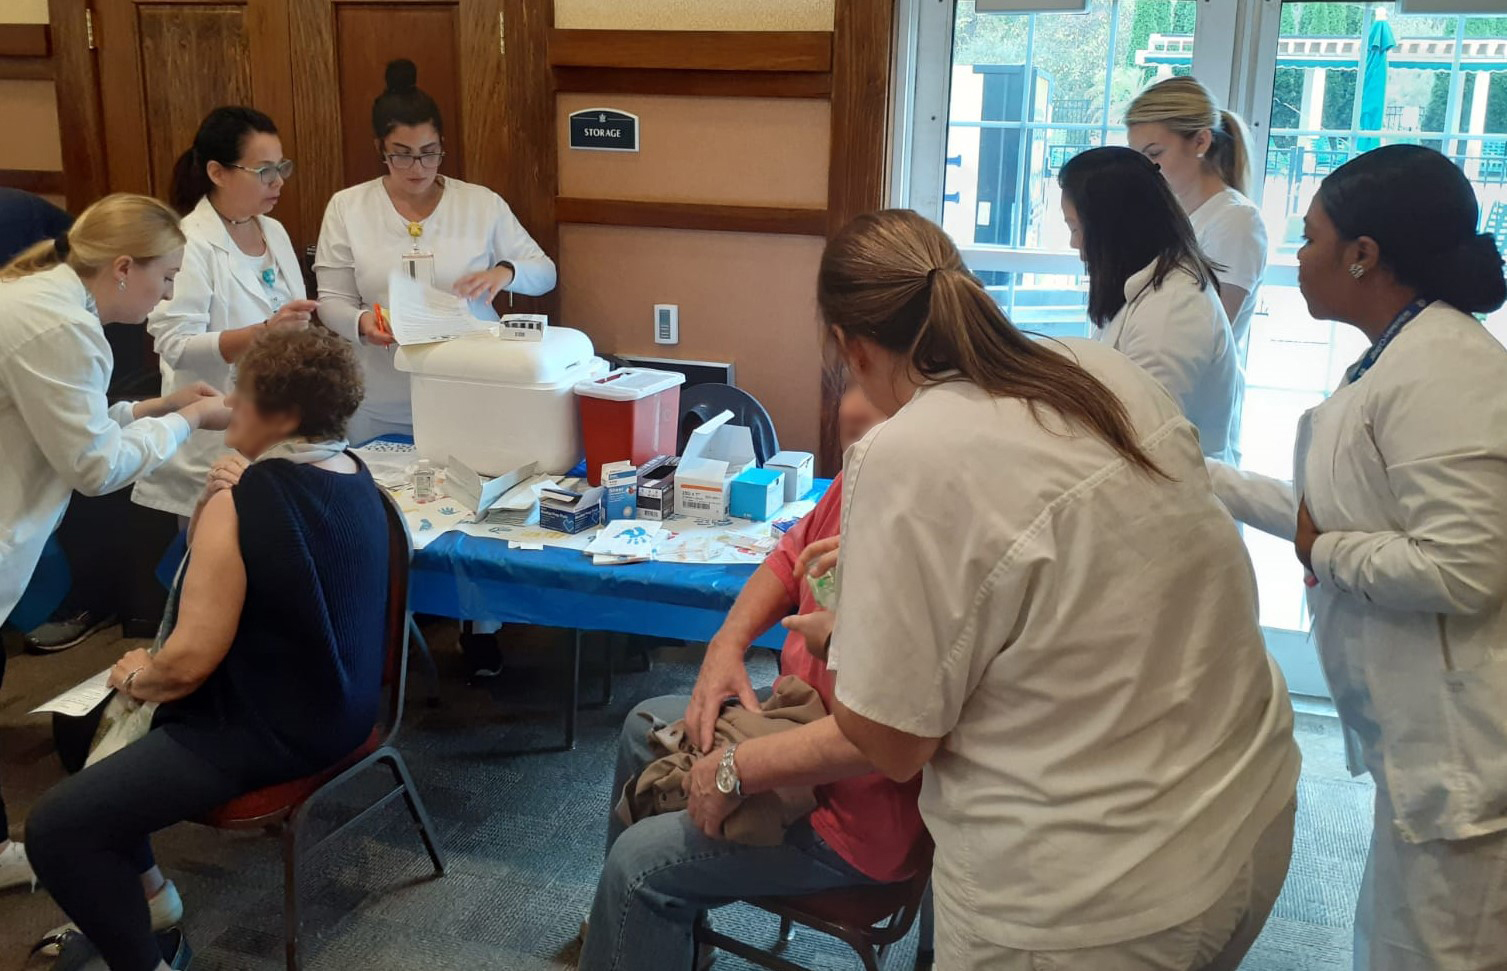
xmin=1127 ymin=77 xmax=1267 ymax=357
xmin=812 ymin=209 xmax=1300 ymax=971
xmin=315 ymin=58 xmax=557 ymax=444
xmin=1208 ymin=145 xmax=1507 ymax=971
xmin=1059 ymin=146 xmax=1243 ymax=460
xmin=133 ymin=106 xmax=317 ymax=519
xmin=0 ymin=194 xmax=229 ymax=882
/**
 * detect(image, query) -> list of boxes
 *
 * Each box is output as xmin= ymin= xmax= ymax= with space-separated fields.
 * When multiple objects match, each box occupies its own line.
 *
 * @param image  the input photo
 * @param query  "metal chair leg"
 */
xmin=406 ymin=616 xmax=441 ymax=707
xmin=383 ymin=750 xmax=446 ymax=875
xmin=281 ymin=818 xmax=303 ymax=971
xmin=563 ymin=629 xmax=582 ymax=750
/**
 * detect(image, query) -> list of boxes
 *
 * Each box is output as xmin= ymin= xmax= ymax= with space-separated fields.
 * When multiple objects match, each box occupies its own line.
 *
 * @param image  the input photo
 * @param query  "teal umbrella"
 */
xmin=1358 ymin=15 xmax=1397 ymax=152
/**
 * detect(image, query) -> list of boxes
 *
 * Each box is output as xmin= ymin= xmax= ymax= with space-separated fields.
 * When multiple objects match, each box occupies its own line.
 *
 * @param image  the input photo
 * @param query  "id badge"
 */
xmin=400 ymin=251 xmax=435 ymax=287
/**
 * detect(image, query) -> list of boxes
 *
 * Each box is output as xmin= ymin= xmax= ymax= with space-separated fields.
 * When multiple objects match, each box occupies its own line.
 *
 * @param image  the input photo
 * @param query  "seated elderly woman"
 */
xmin=25 ymin=327 xmax=388 ymax=971
xmin=579 ymin=386 xmax=929 ymax=971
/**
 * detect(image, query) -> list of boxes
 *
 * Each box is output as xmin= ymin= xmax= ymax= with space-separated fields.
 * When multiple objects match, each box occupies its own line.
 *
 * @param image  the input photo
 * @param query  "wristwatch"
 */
xmin=715 ymin=744 xmax=742 ymax=797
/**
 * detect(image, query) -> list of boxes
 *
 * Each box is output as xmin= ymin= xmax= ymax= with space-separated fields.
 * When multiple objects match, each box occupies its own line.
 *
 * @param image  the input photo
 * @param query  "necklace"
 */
xmin=210 ymin=201 xmax=255 ymax=226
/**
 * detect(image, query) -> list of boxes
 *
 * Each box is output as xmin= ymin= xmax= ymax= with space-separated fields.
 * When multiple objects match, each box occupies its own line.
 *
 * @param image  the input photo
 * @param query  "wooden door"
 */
xmin=287 ymin=0 xmax=509 ymax=257
xmin=92 ymin=0 xmax=303 ymax=239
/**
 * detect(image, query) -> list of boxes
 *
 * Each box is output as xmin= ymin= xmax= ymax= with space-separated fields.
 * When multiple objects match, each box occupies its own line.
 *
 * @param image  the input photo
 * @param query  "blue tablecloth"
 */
xmin=368 ymin=437 xmax=827 ymax=647
xmin=409 ymin=481 xmax=830 ymax=649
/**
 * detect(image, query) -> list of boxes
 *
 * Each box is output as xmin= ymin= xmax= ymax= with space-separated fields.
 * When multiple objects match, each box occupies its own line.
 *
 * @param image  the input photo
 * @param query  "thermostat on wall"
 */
xmin=654 ymin=304 xmax=679 ymax=346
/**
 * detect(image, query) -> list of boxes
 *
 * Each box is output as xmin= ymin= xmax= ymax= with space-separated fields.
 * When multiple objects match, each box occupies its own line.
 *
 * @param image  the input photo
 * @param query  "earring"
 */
xmin=1348 ymin=264 xmax=1366 ymax=280
xmin=117 ymin=278 xmax=127 ymax=291
xmin=1196 ymin=153 xmax=1205 ymax=159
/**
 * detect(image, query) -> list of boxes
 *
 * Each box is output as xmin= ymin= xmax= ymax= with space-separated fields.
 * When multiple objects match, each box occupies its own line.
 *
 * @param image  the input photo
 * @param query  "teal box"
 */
xmin=730 ymin=467 xmax=784 ymax=521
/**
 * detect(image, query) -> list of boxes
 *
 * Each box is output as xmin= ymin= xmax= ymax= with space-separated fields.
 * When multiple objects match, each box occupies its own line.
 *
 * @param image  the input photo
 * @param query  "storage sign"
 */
xmin=568 ymin=108 xmax=640 ymax=152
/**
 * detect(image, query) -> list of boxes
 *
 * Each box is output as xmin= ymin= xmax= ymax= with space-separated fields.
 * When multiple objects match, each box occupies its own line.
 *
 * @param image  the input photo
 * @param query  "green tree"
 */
xmin=1125 ymin=0 xmax=1172 ymax=70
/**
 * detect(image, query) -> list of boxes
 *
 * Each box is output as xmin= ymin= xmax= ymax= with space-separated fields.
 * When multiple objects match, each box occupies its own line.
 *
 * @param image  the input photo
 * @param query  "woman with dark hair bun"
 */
xmin=136 ymin=105 xmax=318 ymax=520
xmin=315 ymin=58 xmax=557 ymax=444
xmin=1210 ymin=144 xmax=1507 ymax=970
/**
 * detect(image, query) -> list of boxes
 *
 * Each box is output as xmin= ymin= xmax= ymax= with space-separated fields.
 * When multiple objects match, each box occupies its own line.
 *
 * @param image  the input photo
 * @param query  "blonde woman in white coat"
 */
xmin=0 ymin=195 xmax=229 ymax=886
xmin=1127 ymin=77 xmax=1267 ymax=358
xmin=315 ymin=59 xmax=556 ymax=444
xmin=1060 ymin=146 xmax=1243 ymax=461
xmin=134 ymin=106 xmax=317 ymax=518
xmin=1209 ymin=146 xmax=1507 ymax=971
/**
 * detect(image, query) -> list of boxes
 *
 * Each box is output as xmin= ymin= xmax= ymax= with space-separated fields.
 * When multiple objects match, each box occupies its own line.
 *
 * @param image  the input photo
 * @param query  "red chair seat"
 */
xmin=202 ymin=729 xmax=382 ymax=827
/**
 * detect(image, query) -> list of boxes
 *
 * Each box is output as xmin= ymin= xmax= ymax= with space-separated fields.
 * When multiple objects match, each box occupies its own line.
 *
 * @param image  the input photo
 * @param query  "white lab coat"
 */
xmin=133 ymin=197 xmax=304 ymax=516
xmin=1097 ymin=259 xmax=1243 ymax=461
xmin=1208 ymin=302 xmax=1507 ymax=967
xmin=314 ymin=177 xmax=557 ymax=442
xmin=1188 ymin=187 xmax=1268 ymax=356
xmin=0 ymin=264 xmax=190 ymax=624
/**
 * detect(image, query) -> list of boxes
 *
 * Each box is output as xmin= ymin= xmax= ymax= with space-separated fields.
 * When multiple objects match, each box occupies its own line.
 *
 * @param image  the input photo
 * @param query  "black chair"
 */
xmin=695 ymin=863 xmax=933 ymax=971
xmin=678 ymin=383 xmax=781 ymax=466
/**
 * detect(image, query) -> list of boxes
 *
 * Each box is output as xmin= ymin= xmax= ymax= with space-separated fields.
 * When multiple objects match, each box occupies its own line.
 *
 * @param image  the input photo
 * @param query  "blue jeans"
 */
xmin=581 ymin=695 xmax=879 ymax=971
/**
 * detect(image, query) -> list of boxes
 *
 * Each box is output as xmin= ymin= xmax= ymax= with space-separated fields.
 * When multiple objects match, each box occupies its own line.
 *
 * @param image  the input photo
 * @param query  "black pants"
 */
xmin=51 ymin=489 xmax=134 ymax=621
xmin=1 ymin=645 xmax=8 ymax=835
xmin=25 ymin=724 xmax=296 ymax=971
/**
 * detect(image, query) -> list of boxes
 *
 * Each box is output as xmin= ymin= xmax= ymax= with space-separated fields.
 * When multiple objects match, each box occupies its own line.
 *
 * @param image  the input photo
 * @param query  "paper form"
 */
xmin=31 ymin=668 xmax=113 ymax=717
xmin=386 ymin=272 xmax=495 ymax=346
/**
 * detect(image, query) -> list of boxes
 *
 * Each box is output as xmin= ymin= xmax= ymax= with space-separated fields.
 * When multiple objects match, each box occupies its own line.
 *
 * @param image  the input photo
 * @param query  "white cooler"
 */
xmin=394 ymin=327 xmax=607 ymax=476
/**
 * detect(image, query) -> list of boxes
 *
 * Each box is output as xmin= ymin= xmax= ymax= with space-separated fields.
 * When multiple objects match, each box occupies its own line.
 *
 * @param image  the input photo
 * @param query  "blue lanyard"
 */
xmin=1345 ymin=298 xmax=1430 ymax=385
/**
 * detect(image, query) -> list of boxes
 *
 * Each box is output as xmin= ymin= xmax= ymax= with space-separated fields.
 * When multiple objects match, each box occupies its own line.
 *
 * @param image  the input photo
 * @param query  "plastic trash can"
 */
xmin=574 ymin=368 xmax=687 ymax=485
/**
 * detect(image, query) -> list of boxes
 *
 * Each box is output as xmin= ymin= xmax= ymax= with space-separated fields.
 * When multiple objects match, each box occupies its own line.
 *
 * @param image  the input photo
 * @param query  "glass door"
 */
xmin=1239 ymin=1 xmax=1507 ymax=695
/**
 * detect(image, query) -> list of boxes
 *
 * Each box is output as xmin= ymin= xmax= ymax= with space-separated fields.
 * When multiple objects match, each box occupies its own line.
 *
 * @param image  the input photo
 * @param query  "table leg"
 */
xmin=407 ymin=616 xmax=442 ymax=707
xmin=563 ymin=629 xmax=581 ymax=751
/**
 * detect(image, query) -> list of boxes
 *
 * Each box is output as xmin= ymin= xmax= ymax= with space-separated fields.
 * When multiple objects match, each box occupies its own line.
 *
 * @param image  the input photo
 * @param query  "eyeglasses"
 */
xmin=229 ymin=160 xmax=296 ymax=185
xmin=384 ymin=152 xmax=446 ymax=170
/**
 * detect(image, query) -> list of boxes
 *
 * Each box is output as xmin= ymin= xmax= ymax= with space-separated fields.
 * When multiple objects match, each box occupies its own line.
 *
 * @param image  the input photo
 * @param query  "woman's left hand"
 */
xmin=452 ymin=265 xmax=515 ymax=302
xmin=1295 ymin=497 xmax=1320 ymax=576
xmin=684 ymin=750 xmax=740 ymax=840
xmin=109 ymin=648 xmax=153 ymax=696
xmin=204 ymin=453 xmax=249 ymax=500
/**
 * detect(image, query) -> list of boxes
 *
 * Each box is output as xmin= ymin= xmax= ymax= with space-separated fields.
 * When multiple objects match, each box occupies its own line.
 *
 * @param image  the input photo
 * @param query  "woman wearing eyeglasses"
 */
xmin=133 ymin=106 xmax=316 ymax=520
xmin=314 ymin=58 xmax=557 ymax=444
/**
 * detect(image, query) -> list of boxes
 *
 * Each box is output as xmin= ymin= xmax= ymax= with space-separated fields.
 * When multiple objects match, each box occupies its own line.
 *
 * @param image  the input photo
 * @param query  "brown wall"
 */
xmin=0 ymin=0 xmax=63 ymax=204
xmin=554 ymin=2 xmax=839 ymax=453
xmin=560 ymin=224 xmax=826 ymax=453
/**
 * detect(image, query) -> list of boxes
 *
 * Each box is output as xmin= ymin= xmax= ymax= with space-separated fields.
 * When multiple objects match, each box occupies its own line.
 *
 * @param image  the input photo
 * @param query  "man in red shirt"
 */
xmin=580 ymin=388 xmax=927 ymax=971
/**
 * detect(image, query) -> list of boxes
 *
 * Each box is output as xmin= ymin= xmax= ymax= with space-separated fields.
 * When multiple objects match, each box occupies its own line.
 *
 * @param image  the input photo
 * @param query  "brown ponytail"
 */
xmin=819 ymin=210 xmax=1164 ymax=477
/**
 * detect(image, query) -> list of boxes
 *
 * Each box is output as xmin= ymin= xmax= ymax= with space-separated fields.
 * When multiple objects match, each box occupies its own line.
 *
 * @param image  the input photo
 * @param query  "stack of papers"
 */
xmin=446 ymin=457 xmax=544 ymax=519
xmin=387 ymin=272 xmax=495 ymax=346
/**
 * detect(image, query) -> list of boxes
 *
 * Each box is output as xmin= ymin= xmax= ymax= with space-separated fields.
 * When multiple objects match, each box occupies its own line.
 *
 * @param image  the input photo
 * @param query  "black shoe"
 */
xmin=24 ymin=610 xmax=117 ymax=653
xmin=157 ymin=927 xmax=193 ymax=969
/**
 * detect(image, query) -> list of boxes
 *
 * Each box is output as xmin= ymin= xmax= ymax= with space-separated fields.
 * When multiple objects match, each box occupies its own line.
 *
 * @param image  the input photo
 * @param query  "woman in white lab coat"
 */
xmin=0 ymin=194 xmax=229 ymax=884
xmin=133 ymin=106 xmax=317 ymax=518
xmin=1059 ymin=146 xmax=1243 ymax=461
xmin=315 ymin=58 xmax=557 ymax=444
xmin=1209 ymin=146 xmax=1507 ymax=971
xmin=1127 ymin=77 xmax=1267 ymax=356
xmin=807 ymin=209 xmax=1299 ymax=971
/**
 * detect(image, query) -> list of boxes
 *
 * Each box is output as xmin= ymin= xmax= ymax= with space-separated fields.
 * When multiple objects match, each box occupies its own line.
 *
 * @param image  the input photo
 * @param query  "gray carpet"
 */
xmin=0 ymin=624 xmax=1371 ymax=970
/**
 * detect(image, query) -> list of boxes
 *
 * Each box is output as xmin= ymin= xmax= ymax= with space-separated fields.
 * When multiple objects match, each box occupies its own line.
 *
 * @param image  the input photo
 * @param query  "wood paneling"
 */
xmin=553 ymin=67 xmax=830 ymax=100
xmin=556 ymin=197 xmax=827 ymax=236
xmin=136 ymin=6 xmax=254 ymax=197
xmin=827 ymin=0 xmax=892 ymax=238
xmin=0 ymin=168 xmax=65 ymax=194
xmin=0 ymin=55 xmax=53 ymax=80
xmin=549 ymin=29 xmax=831 ymax=73
xmin=50 ymin=0 xmax=107 ymax=208
xmin=558 ymin=94 xmax=830 ymax=209
xmin=0 ymin=24 xmax=50 ymax=57
xmin=821 ymin=0 xmax=895 ymax=473
xmin=287 ymin=0 xmax=341 ymax=244
xmin=492 ymin=0 xmax=556 ymax=319
xmin=333 ymin=4 xmax=463 ymax=188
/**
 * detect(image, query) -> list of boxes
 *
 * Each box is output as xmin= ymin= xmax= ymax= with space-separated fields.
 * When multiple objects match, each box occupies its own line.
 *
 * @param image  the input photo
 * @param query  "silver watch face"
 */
xmin=715 ymin=761 xmax=737 ymax=795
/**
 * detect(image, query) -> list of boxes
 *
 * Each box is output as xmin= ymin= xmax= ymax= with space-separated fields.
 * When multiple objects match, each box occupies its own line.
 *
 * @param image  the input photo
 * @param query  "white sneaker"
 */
xmin=35 ymin=879 xmax=183 ymax=956
xmin=0 ymin=841 xmax=36 ymax=892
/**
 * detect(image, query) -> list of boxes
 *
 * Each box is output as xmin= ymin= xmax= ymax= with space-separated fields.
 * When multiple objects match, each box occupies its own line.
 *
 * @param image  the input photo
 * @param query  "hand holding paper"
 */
xmin=387 ymin=272 xmax=496 ymax=346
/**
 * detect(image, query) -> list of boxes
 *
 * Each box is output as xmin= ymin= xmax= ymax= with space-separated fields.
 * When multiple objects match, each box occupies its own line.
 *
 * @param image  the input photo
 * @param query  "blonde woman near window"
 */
xmin=1127 ymin=77 xmax=1268 ymax=357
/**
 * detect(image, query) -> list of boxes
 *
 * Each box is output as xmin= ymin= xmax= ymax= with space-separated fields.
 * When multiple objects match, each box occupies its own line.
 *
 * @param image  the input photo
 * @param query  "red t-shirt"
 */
xmin=762 ymin=473 xmax=927 ymax=883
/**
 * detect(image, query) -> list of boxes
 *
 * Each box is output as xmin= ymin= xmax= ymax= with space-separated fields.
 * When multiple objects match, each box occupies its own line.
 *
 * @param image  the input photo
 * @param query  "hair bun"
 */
xmin=384 ymin=59 xmax=418 ymax=94
xmin=1427 ymin=232 xmax=1507 ymax=316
